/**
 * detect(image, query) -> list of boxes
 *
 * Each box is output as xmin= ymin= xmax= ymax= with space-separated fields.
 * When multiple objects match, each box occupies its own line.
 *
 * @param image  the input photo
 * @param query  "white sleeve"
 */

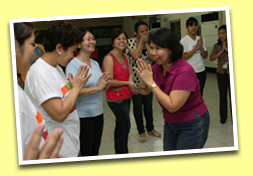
xmin=32 ymin=80 xmax=62 ymax=106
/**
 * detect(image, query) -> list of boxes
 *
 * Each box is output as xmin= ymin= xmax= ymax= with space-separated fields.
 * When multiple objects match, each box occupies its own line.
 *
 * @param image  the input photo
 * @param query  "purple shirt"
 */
xmin=152 ymin=58 xmax=208 ymax=123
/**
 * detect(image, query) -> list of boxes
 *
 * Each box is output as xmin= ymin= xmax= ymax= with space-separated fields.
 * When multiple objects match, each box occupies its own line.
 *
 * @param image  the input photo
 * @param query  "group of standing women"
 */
xmin=14 ymin=16 xmax=230 ymax=160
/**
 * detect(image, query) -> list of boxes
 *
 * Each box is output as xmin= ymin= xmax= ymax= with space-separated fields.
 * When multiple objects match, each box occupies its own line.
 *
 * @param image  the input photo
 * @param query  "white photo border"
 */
xmin=10 ymin=6 xmax=238 ymax=166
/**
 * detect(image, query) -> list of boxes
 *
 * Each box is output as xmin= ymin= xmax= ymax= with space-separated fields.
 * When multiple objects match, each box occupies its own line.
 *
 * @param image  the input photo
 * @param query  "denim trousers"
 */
xmin=132 ymin=92 xmax=154 ymax=134
xmin=107 ymin=99 xmax=131 ymax=154
xmin=163 ymin=110 xmax=210 ymax=151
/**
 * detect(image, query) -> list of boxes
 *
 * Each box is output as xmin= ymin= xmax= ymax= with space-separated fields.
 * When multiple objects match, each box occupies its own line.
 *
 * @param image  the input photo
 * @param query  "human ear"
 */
xmin=56 ymin=44 xmax=63 ymax=55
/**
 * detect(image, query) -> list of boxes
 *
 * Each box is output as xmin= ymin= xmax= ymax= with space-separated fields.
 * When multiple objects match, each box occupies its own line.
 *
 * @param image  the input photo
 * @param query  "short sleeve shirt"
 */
xmin=25 ymin=58 xmax=80 ymax=157
xmin=66 ymin=58 xmax=104 ymax=118
xmin=152 ymin=58 xmax=208 ymax=123
xmin=180 ymin=35 xmax=207 ymax=73
xmin=211 ymin=43 xmax=229 ymax=74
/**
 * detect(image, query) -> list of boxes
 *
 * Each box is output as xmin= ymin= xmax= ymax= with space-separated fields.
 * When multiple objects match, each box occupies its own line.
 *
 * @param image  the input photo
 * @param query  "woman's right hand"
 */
xmin=196 ymin=37 xmax=203 ymax=50
xmin=68 ymin=65 xmax=92 ymax=91
xmin=222 ymin=41 xmax=228 ymax=52
xmin=134 ymin=59 xmax=154 ymax=87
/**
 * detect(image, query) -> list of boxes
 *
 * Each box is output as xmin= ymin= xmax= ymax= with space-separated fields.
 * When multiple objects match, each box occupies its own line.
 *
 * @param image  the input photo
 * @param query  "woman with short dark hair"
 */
xmin=134 ymin=27 xmax=210 ymax=150
xmin=66 ymin=27 xmax=111 ymax=156
xmin=24 ymin=21 xmax=91 ymax=157
xmin=102 ymin=28 xmax=138 ymax=154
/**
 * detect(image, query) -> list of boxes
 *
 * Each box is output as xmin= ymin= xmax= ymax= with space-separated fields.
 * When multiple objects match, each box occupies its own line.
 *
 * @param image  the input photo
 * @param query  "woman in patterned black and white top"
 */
xmin=126 ymin=21 xmax=161 ymax=143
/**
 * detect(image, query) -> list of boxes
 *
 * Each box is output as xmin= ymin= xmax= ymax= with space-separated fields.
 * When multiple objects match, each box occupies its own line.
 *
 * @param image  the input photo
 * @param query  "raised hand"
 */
xmin=23 ymin=124 xmax=65 ymax=160
xmin=97 ymin=72 xmax=112 ymax=90
xmin=134 ymin=59 xmax=153 ymax=86
xmin=222 ymin=41 xmax=228 ymax=52
xmin=196 ymin=37 xmax=203 ymax=50
xmin=68 ymin=65 xmax=92 ymax=90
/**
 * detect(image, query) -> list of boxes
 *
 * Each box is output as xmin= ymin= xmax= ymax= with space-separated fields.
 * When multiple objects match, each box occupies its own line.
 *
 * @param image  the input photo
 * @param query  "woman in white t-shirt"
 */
xmin=14 ymin=22 xmax=65 ymax=161
xmin=25 ymin=22 xmax=91 ymax=158
xmin=180 ymin=17 xmax=208 ymax=96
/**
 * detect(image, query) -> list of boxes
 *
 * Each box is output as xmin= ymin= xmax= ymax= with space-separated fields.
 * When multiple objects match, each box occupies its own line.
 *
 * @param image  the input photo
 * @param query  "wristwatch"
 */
xmin=150 ymin=83 xmax=157 ymax=91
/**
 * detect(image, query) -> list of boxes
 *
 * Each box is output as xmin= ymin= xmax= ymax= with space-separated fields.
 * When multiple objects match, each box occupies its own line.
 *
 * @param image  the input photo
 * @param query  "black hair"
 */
xmin=111 ymin=28 xmax=128 ymax=44
xmin=78 ymin=27 xmax=93 ymax=38
xmin=134 ymin=20 xmax=148 ymax=33
xmin=149 ymin=27 xmax=183 ymax=63
xmin=43 ymin=21 xmax=83 ymax=52
xmin=186 ymin=17 xmax=198 ymax=27
xmin=217 ymin=25 xmax=227 ymax=45
xmin=76 ymin=27 xmax=94 ymax=52
xmin=14 ymin=22 xmax=34 ymax=48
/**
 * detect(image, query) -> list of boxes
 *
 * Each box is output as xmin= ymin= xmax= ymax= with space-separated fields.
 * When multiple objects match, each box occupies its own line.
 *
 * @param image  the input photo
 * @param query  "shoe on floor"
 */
xmin=139 ymin=133 xmax=146 ymax=143
xmin=220 ymin=119 xmax=226 ymax=124
xmin=148 ymin=130 xmax=161 ymax=137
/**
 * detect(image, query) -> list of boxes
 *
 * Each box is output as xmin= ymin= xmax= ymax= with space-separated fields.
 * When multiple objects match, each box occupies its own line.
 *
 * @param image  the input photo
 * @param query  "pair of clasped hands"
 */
xmin=134 ymin=59 xmax=154 ymax=88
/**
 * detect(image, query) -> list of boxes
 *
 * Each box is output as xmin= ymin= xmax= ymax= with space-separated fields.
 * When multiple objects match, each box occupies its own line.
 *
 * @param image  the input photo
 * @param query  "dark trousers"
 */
xmin=132 ymin=92 xmax=154 ymax=134
xmin=79 ymin=114 xmax=104 ymax=156
xmin=107 ymin=99 xmax=131 ymax=154
xmin=217 ymin=72 xmax=231 ymax=121
xmin=196 ymin=70 xmax=207 ymax=97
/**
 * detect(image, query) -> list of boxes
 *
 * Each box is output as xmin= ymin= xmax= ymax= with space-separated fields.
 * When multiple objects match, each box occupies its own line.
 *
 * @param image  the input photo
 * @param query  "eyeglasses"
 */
xmin=34 ymin=29 xmax=39 ymax=37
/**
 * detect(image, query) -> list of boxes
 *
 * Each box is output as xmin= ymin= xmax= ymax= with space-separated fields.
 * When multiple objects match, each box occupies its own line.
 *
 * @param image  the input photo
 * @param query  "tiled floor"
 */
xmin=99 ymin=71 xmax=236 ymax=156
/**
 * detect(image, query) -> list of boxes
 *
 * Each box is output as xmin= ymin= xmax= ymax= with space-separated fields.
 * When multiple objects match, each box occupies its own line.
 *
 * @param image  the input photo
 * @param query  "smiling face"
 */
xmin=58 ymin=44 xmax=80 ymax=67
xmin=81 ymin=31 xmax=96 ymax=53
xmin=218 ymin=29 xmax=227 ymax=42
xmin=15 ymin=32 xmax=35 ymax=73
xmin=113 ymin=33 xmax=127 ymax=50
xmin=149 ymin=42 xmax=171 ymax=66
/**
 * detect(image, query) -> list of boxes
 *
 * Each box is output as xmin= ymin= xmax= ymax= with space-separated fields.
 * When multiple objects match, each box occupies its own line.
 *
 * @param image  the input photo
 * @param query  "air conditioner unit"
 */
xmin=201 ymin=12 xmax=222 ymax=69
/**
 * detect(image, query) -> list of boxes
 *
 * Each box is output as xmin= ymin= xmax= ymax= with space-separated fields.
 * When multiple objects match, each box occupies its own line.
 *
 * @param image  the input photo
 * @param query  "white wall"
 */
xmin=160 ymin=11 xmax=226 ymax=39
xmin=122 ymin=11 xmax=226 ymax=40
xmin=123 ymin=16 xmax=149 ymax=38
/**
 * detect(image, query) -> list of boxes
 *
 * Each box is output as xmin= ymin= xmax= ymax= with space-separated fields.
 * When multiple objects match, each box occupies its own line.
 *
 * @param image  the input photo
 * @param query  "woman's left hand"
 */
xmin=134 ymin=59 xmax=154 ymax=87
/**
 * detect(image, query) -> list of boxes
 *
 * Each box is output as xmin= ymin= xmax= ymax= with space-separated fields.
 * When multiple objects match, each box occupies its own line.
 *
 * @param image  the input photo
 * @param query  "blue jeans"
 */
xmin=132 ymin=92 xmax=154 ymax=134
xmin=107 ymin=99 xmax=131 ymax=154
xmin=163 ymin=110 xmax=210 ymax=151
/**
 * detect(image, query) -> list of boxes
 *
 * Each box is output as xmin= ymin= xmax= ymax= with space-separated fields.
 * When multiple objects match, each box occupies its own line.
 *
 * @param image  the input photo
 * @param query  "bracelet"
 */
xmin=149 ymin=83 xmax=157 ymax=91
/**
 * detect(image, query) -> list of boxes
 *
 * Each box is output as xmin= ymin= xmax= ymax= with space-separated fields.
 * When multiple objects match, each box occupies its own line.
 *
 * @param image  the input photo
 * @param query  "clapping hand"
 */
xmin=23 ymin=124 xmax=65 ymax=160
xmin=134 ymin=59 xmax=154 ymax=86
xmin=97 ymin=72 xmax=112 ymax=90
xmin=68 ymin=65 xmax=92 ymax=90
xmin=222 ymin=41 xmax=228 ymax=52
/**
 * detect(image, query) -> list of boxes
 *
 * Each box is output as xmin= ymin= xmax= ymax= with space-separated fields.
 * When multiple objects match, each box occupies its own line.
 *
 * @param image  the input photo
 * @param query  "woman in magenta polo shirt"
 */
xmin=134 ymin=27 xmax=210 ymax=150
